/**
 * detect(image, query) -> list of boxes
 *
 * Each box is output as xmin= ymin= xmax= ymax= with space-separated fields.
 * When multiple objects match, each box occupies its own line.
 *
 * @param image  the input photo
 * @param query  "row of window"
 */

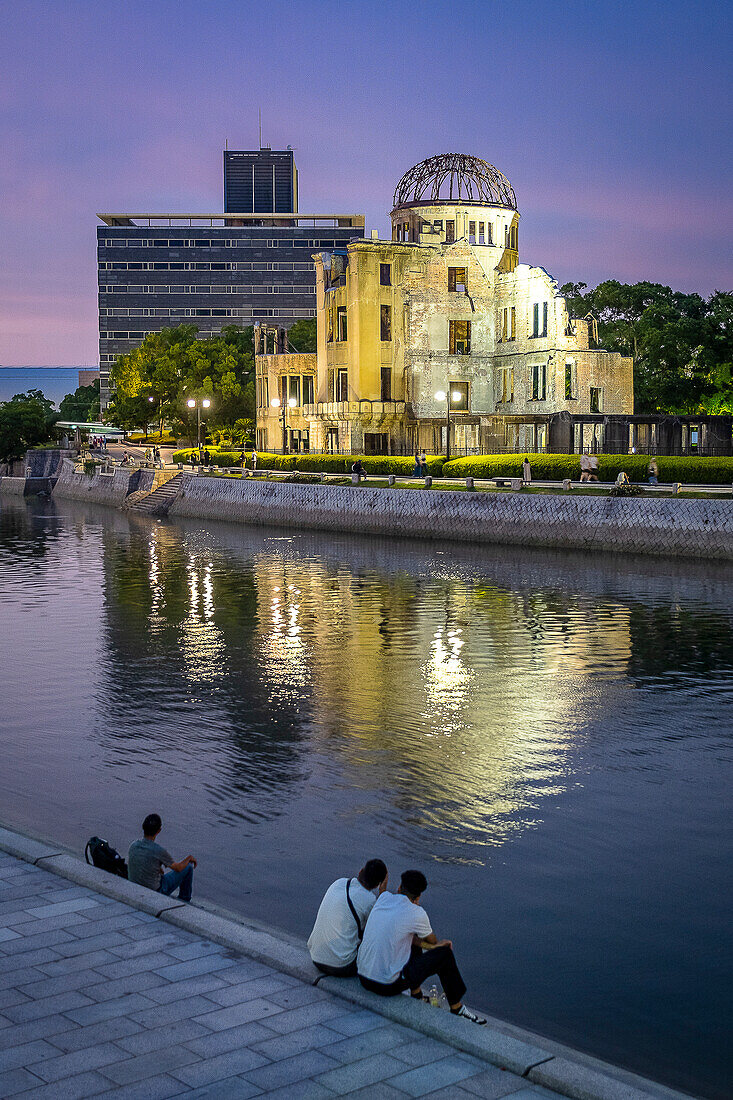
xmin=498 ymin=302 xmax=550 ymax=341
xmin=497 ymin=363 xmax=604 ymax=407
xmin=98 ymin=261 xmax=314 ymax=272
xmin=394 ymin=220 xmax=518 ymax=248
xmin=99 ymin=284 xmax=312 ymax=296
xmin=100 ymin=308 xmax=316 ymax=341
xmin=100 ymin=237 xmax=344 ymax=249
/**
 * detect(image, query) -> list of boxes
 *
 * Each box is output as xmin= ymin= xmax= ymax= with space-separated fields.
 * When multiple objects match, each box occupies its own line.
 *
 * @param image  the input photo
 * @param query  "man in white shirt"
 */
xmin=308 ymin=859 xmax=388 ymax=977
xmin=357 ymin=869 xmax=486 ymax=1025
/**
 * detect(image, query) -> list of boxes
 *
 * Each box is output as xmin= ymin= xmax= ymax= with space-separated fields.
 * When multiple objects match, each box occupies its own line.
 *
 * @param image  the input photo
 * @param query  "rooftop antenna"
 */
xmin=258 ymin=108 xmax=262 ymax=148
xmin=225 ymin=137 xmax=228 ymax=150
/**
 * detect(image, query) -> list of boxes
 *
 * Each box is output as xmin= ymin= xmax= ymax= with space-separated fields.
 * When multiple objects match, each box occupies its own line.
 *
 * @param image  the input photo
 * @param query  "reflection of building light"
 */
xmin=179 ymin=554 xmax=226 ymax=684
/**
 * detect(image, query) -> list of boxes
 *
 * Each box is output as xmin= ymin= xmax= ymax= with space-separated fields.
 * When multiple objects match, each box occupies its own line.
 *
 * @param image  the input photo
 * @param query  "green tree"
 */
xmin=0 ymin=390 xmax=58 ymax=464
xmin=59 ymin=379 xmax=100 ymax=423
xmin=286 ymin=318 xmax=317 ymax=352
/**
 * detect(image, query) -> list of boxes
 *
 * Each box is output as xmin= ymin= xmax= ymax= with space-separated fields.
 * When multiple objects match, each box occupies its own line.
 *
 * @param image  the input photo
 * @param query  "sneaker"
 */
xmin=451 ymin=1004 xmax=487 ymax=1025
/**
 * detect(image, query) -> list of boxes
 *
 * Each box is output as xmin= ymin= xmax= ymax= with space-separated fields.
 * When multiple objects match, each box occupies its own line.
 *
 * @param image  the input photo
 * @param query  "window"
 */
xmin=327 ymin=369 xmax=335 ymax=401
xmin=434 ymin=220 xmax=443 ymax=232
xmin=337 ymin=370 xmax=348 ymax=402
xmin=487 ymin=223 xmax=493 ymax=244
xmin=590 ymin=387 xmax=603 ymax=413
xmin=509 ymin=225 xmax=518 ymax=250
xmin=532 ymin=363 xmax=547 ymax=401
xmin=469 ymin=221 xmax=476 ymax=244
xmin=532 ymin=302 xmax=548 ymax=338
xmin=380 ymin=367 xmax=392 ymax=402
xmin=327 ymin=427 xmax=339 ymax=453
xmin=478 ymin=223 xmax=485 ymax=245
xmin=445 ymin=220 xmax=455 ymax=243
xmin=288 ymin=376 xmax=301 ymax=407
xmin=448 ymin=267 xmax=468 ymax=293
xmin=380 ymin=263 xmax=391 ymax=286
xmin=380 ymin=304 xmax=392 ymax=341
xmin=302 ymin=376 xmax=314 ymax=405
xmin=500 ymin=366 xmax=514 ymax=403
xmin=449 ymin=320 xmax=471 ymax=355
xmin=510 ymin=306 xmax=516 ymax=340
xmin=449 ymin=381 xmax=469 ymax=410
xmin=337 ymin=305 xmax=347 ymax=341
xmin=565 ymin=361 xmax=576 ymax=400
xmin=327 ymin=306 xmax=334 ymax=343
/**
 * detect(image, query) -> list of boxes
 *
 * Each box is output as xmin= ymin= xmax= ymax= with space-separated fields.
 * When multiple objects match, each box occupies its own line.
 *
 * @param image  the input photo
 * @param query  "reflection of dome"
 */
xmin=393 ymin=152 xmax=517 ymax=210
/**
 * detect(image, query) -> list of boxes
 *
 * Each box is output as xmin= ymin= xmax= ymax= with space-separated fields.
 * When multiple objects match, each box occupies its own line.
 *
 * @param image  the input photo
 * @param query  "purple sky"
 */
xmin=1 ymin=0 xmax=731 ymax=366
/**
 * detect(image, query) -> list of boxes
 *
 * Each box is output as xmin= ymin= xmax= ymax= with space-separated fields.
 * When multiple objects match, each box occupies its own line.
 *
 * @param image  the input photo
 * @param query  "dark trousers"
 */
xmin=314 ymin=959 xmax=357 ymax=977
xmin=359 ymin=944 xmax=467 ymax=1006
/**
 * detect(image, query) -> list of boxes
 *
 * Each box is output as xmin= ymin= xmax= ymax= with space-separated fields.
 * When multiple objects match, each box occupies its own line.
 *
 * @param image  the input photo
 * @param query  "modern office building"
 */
xmin=224 ymin=147 xmax=297 ymax=214
xmin=97 ymin=149 xmax=364 ymax=409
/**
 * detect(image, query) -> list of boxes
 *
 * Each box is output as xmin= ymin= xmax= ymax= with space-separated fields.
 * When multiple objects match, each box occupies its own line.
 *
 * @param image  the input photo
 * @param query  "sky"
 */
xmin=0 ymin=0 xmax=731 ymax=366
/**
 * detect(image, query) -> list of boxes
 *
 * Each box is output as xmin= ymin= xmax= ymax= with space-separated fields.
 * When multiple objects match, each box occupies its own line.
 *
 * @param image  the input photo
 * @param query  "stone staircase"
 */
xmin=126 ymin=472 xmax=185 ymax=516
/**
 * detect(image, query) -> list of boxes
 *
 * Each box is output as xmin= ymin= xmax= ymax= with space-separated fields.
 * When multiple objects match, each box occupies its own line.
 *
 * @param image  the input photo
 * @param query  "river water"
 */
xmin=0 ymin=496 xmax=731 ymax=1097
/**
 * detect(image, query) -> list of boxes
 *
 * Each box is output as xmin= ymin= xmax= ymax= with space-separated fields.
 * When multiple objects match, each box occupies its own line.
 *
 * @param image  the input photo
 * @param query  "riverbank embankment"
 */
xmin=0 ymin=822 xmax=691 ymax=1100
xmin=41 ymin=459 xmax=733 ymax=559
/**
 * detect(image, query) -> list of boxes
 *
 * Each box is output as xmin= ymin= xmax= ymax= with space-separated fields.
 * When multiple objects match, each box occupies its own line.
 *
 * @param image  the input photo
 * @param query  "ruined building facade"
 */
xmin=256 ymin=153 xmax=637 ymax=455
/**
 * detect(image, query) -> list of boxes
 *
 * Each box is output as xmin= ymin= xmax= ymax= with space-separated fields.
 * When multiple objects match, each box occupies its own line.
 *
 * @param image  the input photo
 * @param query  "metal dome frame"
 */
xmin=392 ymin=153 xmax=517 ymax=211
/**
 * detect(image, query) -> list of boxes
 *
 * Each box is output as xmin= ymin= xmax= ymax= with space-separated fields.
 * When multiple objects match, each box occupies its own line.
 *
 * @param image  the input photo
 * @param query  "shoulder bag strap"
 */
xmin=345 ymin=878 xmax=363 ymax=940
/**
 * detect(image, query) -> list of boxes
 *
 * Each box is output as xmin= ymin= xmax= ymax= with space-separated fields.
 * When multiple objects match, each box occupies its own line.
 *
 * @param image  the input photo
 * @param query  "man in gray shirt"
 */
xmin=128 ymin=813 xmax=197 ymax=901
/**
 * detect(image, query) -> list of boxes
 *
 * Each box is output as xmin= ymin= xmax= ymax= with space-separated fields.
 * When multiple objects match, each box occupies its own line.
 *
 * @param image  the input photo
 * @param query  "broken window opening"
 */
xmin=565 ymin=361 xmax=576 ymax=401
xmin=380 ymin=263 xmax=391 ymax=286
xmin=449 ymin=320 xmax=471 ymax=355
xmin=380 ymin=304 xmax=392 ymax=341
xmin=531 ymin=363 xmax=547 ymax=401
xmin=445 ymin=220 xmax=455 ymax=243
xmin=337 ymin=305 xmax=347 ymax=342
xmin=302 ymin=375 xmax=314 ymax=406
xmin=478 ymin=223 xmax=485 ymax=245
xmin=590 ymin=387 xmax=603 ymax=413
xmin=337 ymin=370 xmax=348 ymax=402
xmin=380 ymin=367 xmax=392 ymax=402
xmin=469 ymin=221 xmax=476 ymax=244
xmin=449 ymin=381 xmax=470 ymax=411
xmin=448 ymin=267 xmax=468 ymax=293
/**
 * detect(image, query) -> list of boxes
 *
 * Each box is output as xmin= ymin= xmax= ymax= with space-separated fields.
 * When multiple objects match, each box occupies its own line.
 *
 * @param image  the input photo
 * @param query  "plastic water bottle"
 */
xmin=428 ymin=984 xmax=440 ymax=1007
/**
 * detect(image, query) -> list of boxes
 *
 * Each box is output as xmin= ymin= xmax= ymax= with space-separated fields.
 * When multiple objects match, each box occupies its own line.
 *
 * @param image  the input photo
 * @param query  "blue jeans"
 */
xmin=159 ymin=864 xmax=193 ymax=902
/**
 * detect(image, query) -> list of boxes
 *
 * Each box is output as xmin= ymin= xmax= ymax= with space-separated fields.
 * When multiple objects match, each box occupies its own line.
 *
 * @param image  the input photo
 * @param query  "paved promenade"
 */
xmin=0 ymin=850 xmax=561 ymax=1099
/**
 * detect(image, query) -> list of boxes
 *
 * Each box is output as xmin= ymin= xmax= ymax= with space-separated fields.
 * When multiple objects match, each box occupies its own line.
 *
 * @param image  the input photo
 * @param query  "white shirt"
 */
xmin=308 ymin=877 xmax=377 ymax=968
xmin=357 ymin=892 xmax=432 ymax=984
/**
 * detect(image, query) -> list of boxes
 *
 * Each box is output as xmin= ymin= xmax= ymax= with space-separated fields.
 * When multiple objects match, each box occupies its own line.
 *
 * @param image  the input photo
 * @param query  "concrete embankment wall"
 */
xmin=52 ymin=460 xmax=155 ymax=506
xmin=0 ymin=476 xmax=26 ymax=496
xmin=48 ymin=465 xmax=733 ymax=559
xmin=169 ymin=474 xmax=733 ymax=559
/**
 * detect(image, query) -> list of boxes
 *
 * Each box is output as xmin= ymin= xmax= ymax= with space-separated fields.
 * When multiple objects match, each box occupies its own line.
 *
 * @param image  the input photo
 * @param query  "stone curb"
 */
xmin=0 ymin=823 xmax=694 ymax=1100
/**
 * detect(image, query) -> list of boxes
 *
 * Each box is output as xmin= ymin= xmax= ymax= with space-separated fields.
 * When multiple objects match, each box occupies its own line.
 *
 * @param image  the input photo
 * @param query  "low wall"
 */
xmin=169 ymin=476 xmax=733 ymax=559
xmin=52 ymin=460 xmax=155 ymax=506
xmin=0 ymin=476 xmax=26 ymax=496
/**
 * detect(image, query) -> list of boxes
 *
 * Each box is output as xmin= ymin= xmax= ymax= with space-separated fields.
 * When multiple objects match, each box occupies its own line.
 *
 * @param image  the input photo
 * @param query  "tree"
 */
xmin=286 ymin=318 xmax=317 ymax=353
xmin=0 ymin=390 xmax=58 ymax=464
xmin=559 ymin=280 xmax=733 ymax=413
xmin=59 ymin=379 xmax=100 ymax=423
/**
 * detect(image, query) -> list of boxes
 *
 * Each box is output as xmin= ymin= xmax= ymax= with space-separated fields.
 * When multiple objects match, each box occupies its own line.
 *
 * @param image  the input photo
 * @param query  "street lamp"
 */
xmin=186 ymin=397 xmax=211 ymax=454
xmin=435 ymin=389 xmax=463 ymax=462
xmin=270 ymin=396 xmax=297 ymax=453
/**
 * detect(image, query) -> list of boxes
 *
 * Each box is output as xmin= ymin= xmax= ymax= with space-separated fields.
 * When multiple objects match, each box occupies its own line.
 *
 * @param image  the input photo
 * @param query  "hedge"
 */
xmin=443 ymin=453 xmax=733 ymax=484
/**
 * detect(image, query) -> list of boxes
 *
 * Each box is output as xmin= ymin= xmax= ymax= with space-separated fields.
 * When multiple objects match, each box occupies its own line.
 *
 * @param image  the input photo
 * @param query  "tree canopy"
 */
xmin=108 ymin=325 xmax=255 ymax=437
xmin=560 ymin=280 xmax=733 ymax=414
xmin=59 ymin=379 xmax=100 ymax=423
xmin=0 ymin=390 xmax=58 ymax=465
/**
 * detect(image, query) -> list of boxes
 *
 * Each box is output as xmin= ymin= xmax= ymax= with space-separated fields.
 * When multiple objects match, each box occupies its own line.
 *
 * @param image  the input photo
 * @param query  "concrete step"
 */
xmin=128 ymin=473 xmax=185 ymax=516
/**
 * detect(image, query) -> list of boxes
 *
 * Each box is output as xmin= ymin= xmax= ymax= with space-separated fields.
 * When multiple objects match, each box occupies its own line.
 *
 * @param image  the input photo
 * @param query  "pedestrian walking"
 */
xmin=252 ymin=449 xmax=258 ymax=471
xmin=648 ymin=458 xmax=659 ymax=485
xmin=413 ymin=451 xmax=421 ymax=477
xmin=522 ymin=456 xmax=532 ymax=484
xmin=420 ymin=450 xmax=428 ymax=476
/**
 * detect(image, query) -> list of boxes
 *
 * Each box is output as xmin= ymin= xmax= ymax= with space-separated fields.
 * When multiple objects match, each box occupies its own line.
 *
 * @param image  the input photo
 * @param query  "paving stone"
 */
xmin=316 ymin=1051 xmax=408 ymax=1094
xmin=95 ymin=951 xmax=179 ymax=980
xmin=37 ymin=950 xmax=118 ymax=976
xmin=0 ymin=928 xmax=20 ymax=943
xmin=25 ymin=897 xmax=103 ymax=919
xmin=459 ymin=1065 xmax=529 ymax=1097
xmin=171 ymin=1045 xmax=270 ymax=1087
xmin=344 ymin=1086 xmax=408 ymax=1100
xmin=52 ymin=932 xmax=134 ymax=958
xmin=143 ymin=971 xmax=230 ymax=1004
xmin=96 ymin=1074 xmax=185 ymax=1100
xmin=390 ymin=1035 xmax=461 ymax=1067
xmin=0 ymin=1012 xmax=77 ymax=1051
xmin=260 ymin=1082 xmax=334 ymax=1099
xmin=2 ymin=990 xmax=93 ymax=1024
xmin=267 ymin=982 xmax=330 ymax=1009
xmin=65 ymin=914 xmax=151 ymax=938
xmin=0 ymin=1038 xmax=60 ymax=1071
xmin=107 ymin=933 xmax=182 ymax=959
xmin=81 ymin=969 xmax=167 ymax=1003
xmin=217 ymin=959 xmax=274 ymax=983
xmin=101 ymin=1043 xmax=201 ymax=1085
xmin=0 ymin=1066 xmax=51 ymax=1096
xmin=25 ymin=1040 xmax=125 ymax=1082
xmin=184 ymin=1079 xmax=264 ymax=1099
xmin=251 ymin=1022 xmax=345 ymax=1062
xmin=0 ymin=929 xmax=74 ymax=957
xmin=321 ymin=1023 xmax=417 ymax=1064
xmin=166 ymin=939 xmax=224 ymax=961
xmin=50 ymin=1014 xmax=142 ymax=1052
xmin=152 ymin=953 xmax=237 ymax=981
xmin=323 ymin=1008 xmax=388 ymax=1036
xmin=204 ymin=974 xmax=295 ymax=1007
xmin=132 ymin=994 xmax=225 ymax=1029
xmin=244 ymin=1048 xmax=340 ymax=1091
xmin=18 ymin=968 xmax=106 ymax=1000
xmin=184 ymin=1019 xmax=277 ymax=1058
xmin=193 ymin=997 xmax=285 ymax=1031
xmin=64 ymin=991 xmax=156 ymax=1025
xmin=9 ymin=1069 xmax=115 ymax=1098
xmin=264 ymin=999 xmax=346 ymax=1034
xmin=115 ymin=1017 xmax=209 ymax=1055
xmin=387 ymin=1053 xmax=485 ymax=1096
xmin=0 ymin=988 xmax=30 ymax=1010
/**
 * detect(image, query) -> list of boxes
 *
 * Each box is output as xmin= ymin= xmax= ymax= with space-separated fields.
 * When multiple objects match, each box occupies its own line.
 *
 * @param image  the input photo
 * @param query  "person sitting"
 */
xmin=127 ymin=813 xmax=196 ymax=902
xmin=357 ymin=869 xmax=486 ymax=1024
xmin=308 ymin=859 xmax=388 ymax=977
xmin=351 ymin=459 xmax=367 ymax=482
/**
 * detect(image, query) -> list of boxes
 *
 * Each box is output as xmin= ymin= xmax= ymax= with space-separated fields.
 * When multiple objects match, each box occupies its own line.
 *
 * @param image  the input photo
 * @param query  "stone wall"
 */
xmin=168 ymin=476 xmax=733 ymax=560
xmin=0 ymin=477 xmax=26 ymax=496
xmin=53 ymin=460 xmax=155 ymax=506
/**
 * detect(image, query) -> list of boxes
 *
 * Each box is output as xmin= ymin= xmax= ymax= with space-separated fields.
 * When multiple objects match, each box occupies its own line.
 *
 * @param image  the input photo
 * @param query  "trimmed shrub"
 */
xmin=293 ymin=454 xmax=347 ymax=473
xmin=444 ymin=453 xmax=733 ymax=484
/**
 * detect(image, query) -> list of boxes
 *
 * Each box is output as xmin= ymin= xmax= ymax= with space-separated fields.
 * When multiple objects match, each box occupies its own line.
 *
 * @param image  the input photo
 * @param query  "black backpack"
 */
xmin=85 ymin=836 xmax=128 ymax=879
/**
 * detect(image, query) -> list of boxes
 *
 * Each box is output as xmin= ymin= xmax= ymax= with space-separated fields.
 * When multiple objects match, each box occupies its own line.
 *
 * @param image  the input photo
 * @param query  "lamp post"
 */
xmin=270 ymin=396 xmax=297 ymax=453
xmin=435 ymin=389 xmax=463 ymax=462
xmin=146 ymin=395 xmax=156 ymax=440
xmin=186 ymin=397 xmax=211 ymax=457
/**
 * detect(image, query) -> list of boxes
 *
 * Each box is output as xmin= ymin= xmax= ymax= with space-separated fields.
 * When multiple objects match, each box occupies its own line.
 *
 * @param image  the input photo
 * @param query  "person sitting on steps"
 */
xmin=127 ymin=813 xmax=197 ymax=902
xmin=357 ymin=869 xmax=487 ymax=1024
xmin=308 ymin=859 xmax=388 ymax=977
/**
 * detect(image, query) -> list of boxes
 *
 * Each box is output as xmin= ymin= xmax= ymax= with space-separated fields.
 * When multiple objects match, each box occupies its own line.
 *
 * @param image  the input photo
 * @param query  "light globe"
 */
xmin=435 ymin=390 xmax=446 ymax=402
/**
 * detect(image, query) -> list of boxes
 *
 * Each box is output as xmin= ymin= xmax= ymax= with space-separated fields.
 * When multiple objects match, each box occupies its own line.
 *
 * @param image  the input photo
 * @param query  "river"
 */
xmin=0 ymin=495 xmax=731 ymax=1097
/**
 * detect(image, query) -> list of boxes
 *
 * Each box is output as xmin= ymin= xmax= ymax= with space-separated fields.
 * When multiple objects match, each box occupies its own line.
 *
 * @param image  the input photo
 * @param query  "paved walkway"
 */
xmin=0 ymin=852 xmax=561 ymax=1099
